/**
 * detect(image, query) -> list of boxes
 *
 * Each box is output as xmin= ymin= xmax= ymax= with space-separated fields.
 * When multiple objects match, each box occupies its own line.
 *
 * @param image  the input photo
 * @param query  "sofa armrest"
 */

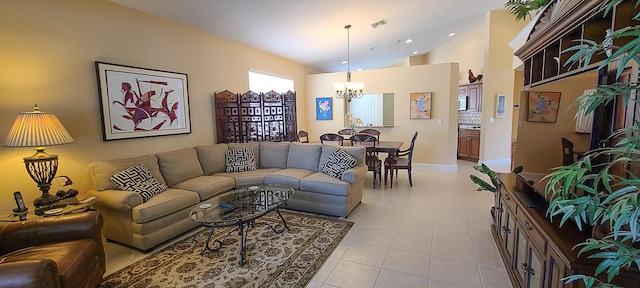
xmin=0 ymin=212 xmax=103 ymax=256
xmin=87 ymin=189 xmax=143 ymax=211
xmin=0 ymin=260 xmax=61 ymax=288
xmin=341 ymin=164 xmax=367 ymax=184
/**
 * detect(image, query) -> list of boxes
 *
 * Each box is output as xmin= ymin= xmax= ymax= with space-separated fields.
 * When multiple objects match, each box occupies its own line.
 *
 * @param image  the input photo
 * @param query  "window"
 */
xmin=248 ymin=70 xmax=294 ymax=93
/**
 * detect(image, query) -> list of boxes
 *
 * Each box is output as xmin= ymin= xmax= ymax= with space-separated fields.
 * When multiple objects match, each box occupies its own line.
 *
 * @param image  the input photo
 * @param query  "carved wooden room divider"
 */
xmin=214 ymin=90 xmax=297 ymax=143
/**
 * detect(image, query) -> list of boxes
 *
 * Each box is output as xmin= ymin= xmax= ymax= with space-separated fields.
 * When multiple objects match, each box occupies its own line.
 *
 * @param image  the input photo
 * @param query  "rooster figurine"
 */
xmin=468 ymin=69 xmax=483 ymax=83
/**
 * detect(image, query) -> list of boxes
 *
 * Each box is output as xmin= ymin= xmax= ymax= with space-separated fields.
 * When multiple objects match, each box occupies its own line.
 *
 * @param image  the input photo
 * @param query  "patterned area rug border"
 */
xmin=100 ymin=210 xmax=353 ymax=288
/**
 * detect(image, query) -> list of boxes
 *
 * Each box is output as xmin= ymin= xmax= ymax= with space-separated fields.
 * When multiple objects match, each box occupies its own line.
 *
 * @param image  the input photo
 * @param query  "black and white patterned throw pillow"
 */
xmin=322 ymin=149 xmax=357 ymax=178
xmin=109 ymin=164 xmax=168 ymax=202
xmin=226 ymin=149 xmax=257 ymax=173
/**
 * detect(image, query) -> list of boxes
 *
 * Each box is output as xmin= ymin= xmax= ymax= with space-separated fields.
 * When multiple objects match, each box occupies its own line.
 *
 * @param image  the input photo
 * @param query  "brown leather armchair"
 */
xmin=0 ymin=211 xmax=105 ymax=288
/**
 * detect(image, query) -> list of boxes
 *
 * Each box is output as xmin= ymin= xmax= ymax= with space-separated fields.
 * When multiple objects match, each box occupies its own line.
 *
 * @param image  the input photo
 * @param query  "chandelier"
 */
xmin=334 ymin=24 xmax=364 ymax=102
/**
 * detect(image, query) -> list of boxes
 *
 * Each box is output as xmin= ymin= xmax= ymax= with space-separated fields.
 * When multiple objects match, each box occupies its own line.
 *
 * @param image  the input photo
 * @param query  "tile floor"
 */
xmin=104 ymin=160 xmax=513 ymax=288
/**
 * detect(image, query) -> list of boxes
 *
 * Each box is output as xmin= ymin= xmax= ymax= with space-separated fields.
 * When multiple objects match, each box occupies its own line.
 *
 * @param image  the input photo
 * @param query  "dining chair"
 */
xmin=561 ymin=137 xmax=576 ymax=166
xmin=359 ymin=128 xmax=381 ymax=141
xmin=298 ymin=130 xmax=309 ymax=143
xmin=337 ymin=128 xmax=353 ymax=136
xmin=319 ymin=133 xmax=344 ymax=146
xmin=350 ymin=134 xmax=382 ymax=189
xmin=385 ymin=131 xmax=418 ymax=187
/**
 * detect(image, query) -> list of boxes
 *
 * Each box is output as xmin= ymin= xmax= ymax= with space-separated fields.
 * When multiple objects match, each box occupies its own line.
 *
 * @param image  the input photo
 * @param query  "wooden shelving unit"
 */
xmin=515 ymin=0 xmax=640 ymax=89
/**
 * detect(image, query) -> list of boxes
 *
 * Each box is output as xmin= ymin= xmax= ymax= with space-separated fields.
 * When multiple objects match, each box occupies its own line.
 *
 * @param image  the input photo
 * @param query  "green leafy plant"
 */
xmin=504 ymin=0 xmax=552 ymax=21
xmin=543 ymin=1 xmax=640 ymax=286
xmin=470 ymin=163 xmax=523 ymax=192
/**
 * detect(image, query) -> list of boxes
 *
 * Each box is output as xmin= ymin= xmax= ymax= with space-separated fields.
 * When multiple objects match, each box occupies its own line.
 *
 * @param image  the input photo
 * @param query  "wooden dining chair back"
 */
xmin=298 ymin=130 xmax=309 ymax=143
xmin=350 ymin=134 xmax=382 ymax=188
xmin=337 ymin=128 xmax=353 ymax=136
xmin=385 ymin=131 xmax=418 ymax=187
xmin=561 ymin=137 xmax=575 ymax=166
xmin=359 ymin=128 xmax=381 ymax=141
xmin=319 ymin=133 xmax=344 ymax=146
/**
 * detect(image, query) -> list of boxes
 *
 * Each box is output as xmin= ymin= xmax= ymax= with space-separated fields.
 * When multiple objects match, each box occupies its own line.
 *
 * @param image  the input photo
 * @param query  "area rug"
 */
xmin=100 ymin=210 xmax=353 ymax=288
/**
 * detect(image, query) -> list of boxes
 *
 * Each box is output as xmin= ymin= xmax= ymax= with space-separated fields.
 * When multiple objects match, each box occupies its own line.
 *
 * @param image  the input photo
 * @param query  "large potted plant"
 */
xmin=541 ymin=1 xmax=640 ymax=287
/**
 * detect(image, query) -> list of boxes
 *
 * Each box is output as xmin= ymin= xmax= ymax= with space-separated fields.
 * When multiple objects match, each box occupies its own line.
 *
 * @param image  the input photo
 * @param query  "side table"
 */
xmin=0 ymin=196 xmax=100 ymax=222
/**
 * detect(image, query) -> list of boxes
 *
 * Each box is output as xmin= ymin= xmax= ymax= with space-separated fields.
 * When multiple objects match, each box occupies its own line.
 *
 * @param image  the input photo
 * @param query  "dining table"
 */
xmin=342 ymin=140 xmax=404 ymax=187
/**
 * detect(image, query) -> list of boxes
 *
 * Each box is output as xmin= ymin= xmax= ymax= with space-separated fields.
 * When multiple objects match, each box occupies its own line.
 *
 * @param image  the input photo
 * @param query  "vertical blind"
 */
xmin=350 ymin=94 xmax=383 ymax=126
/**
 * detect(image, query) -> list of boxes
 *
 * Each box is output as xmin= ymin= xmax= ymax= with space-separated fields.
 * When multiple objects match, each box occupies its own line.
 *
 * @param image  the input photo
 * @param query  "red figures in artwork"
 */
xmin=112 ymin=79 xmax=180 ymax=131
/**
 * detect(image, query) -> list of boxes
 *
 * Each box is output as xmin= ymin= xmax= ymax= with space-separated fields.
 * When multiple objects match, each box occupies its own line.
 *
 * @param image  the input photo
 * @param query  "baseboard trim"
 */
xmin=413 ymin=163 xmax=458 ymax=171
xmin=478 ymin=158 xmax=512 ymax=173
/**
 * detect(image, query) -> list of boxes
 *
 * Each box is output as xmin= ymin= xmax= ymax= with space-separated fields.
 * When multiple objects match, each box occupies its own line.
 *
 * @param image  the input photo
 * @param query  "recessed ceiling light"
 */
xmin=341 ymin=60 xmax=347 ymax=64
xmin=448 ymin=32 xmax=456 ymax=37
xmin=405 ymin=39 xmax=413 ymax=44
xmin=358 ymin=68 xmax=363 ymax=71
xmin=412 ymin=51 xmax=419 ymax=55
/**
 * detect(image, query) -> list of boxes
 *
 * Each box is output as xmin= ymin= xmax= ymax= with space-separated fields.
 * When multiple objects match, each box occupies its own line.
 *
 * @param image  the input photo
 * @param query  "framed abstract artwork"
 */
xmin=410 ymin=92 xmax=432 ymax=119
xmin=316 ymin=97 xmax=332 ymax=120
xmin=527 ymin=91 xmax=561 ymax=123
xmin=95 ymin=62 xmax=191 ymax=140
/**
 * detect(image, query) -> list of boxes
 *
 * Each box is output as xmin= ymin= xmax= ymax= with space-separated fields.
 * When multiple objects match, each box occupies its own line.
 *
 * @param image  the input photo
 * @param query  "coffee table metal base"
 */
xmin=201 ymin=208 xmax=289 ymax=265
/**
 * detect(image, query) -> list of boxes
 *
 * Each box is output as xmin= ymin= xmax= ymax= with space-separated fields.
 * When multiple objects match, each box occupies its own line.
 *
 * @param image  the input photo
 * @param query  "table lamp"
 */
xmin=3 ymin=105 xmax=74 ymax=207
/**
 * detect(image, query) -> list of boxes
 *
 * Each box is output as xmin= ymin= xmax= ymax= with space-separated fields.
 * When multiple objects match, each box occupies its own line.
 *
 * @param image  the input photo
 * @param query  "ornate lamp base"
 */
xmin=33 ymin=192 xmax=60 ymax=207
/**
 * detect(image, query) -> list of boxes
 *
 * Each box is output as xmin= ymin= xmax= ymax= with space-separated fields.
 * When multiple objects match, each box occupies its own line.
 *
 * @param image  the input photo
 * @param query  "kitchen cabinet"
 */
xmin=458 ymin=83 xmax=482 ymax=111
xmin=493 ymin=174 xmax=640 ymax=288
xmin=457 ymin=128 xmax=480 ymax=161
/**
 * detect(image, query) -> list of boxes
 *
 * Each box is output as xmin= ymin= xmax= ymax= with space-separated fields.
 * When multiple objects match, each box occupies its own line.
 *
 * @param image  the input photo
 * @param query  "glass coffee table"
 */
xmin=188 ymin=184 xmax=294 ymax=265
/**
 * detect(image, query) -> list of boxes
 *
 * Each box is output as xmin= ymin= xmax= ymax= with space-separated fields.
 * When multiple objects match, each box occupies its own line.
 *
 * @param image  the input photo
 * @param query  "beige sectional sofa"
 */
xmin=87 ymin=142 xmax=366 ymax=251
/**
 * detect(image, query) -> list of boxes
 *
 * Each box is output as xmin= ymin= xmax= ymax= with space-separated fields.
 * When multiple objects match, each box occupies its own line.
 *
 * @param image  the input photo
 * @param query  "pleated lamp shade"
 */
xmin=4 ymin=105 xmax=74 ymax=148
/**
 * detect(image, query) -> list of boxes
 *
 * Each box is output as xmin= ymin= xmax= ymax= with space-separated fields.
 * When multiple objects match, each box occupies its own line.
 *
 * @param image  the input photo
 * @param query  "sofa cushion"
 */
xmin=287 ymin=143 xmax=322 ymax=171
xmin=109 ymin=164 xmax=168 ymax=202
xmin=226 ymin=149 xmax=257 ymax=172
xmin=132 ymin=188 xmax=199 ymax=223
xmin=156 ymin=148 xmax=204 ymax=187
xmin=264 ymin=168 xmax=315 ymax=189
xmin=88 ymin=154 xmax=165 ymax=191
xmin=300 ymin=172 xmax=350 ymax=197
xmin=172 ymin=175 xmax=235 ymax=201
xmin=259 ymin=142 xmax=289 ymax=168
xmin=195 ymin=144 xmax=228 ymax=175
xmin=228 ymin=142 xmax=260 ymax=168
xmin=214 ymin=168 xmax=281 ymax=187
xmin=321 ymin=149 xmax=357 ymax=178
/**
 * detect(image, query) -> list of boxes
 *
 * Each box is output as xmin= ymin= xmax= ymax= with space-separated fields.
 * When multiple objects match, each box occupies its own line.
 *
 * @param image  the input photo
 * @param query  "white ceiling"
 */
xmin=110 ymin=0 xmax=507 ymax=73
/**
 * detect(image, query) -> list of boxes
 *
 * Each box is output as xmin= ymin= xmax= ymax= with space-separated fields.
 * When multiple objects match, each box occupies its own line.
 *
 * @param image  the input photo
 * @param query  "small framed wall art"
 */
xmin=410 ymin=92 xmax=432 ymax=119
xmin=496 ymin=94 xmax=506 ymax=119
xmin=527 ymin=91 xmax=561 ymax=123
xmin=95 ymin=62 xmax=191 ymax=140
xmin=316 ymin=97 xmax=332 ymax=120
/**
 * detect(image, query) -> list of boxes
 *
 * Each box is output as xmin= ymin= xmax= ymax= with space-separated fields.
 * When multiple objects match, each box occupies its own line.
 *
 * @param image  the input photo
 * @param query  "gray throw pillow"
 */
xmin=109 ymin=164 xmax=168 ymax=202
xmin=321 ymin=149 xmax=357 ymax=178
xmin=226 ymin=149 xmax=257 ymax=172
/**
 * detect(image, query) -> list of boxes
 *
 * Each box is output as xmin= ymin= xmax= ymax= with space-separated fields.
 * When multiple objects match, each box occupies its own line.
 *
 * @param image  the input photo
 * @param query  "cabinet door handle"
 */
xmin=525 ymin=220 xmax=534 ymax=231
xmin=504 ymin=194 xmax=510 ymax=201
xmin=501 ymin=226 xmax=511 ymax=233
xmin=530 ymin=267 xmax=536 ymax=276
xmin=497 ymin=207 xmax=504 ymax=213
xmin=520 ymin=263 xmax=528 ymax=273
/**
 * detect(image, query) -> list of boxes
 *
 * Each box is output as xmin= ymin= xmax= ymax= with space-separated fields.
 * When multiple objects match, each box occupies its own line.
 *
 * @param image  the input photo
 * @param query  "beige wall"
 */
xmin=305 ymin=63 xmax=460 ymax=166
xmin=480 ymin=10 xmax=528 ymax=163
xmin=0 ymin=0 xmax=313 ymax=210
xmin=422 ymin=26 xmax=486 ymax=85
xmin=514 ymin=72 xmax=596 ymax=173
